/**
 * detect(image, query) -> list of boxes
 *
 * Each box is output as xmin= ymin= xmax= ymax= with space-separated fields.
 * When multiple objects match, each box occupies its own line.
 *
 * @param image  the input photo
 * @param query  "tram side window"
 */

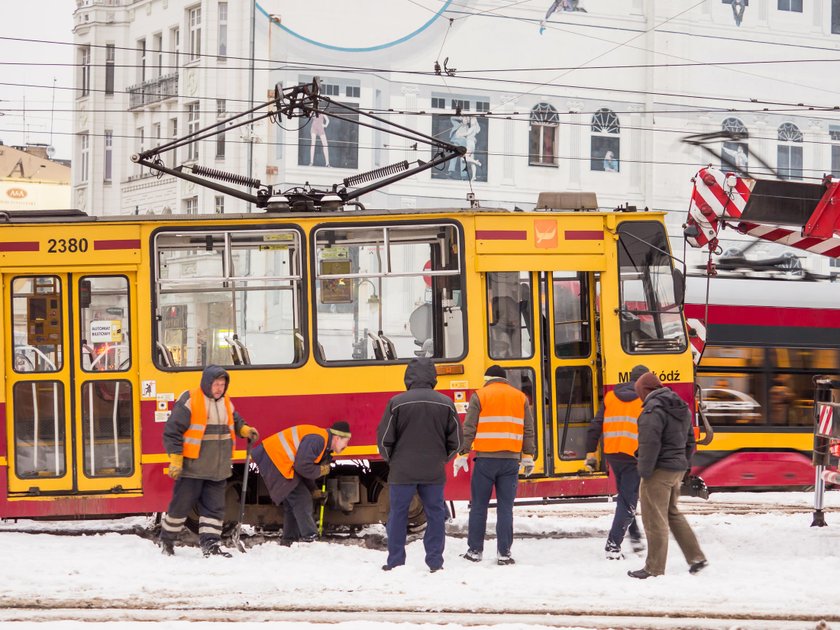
xmin=154 ymin=229 xmax=304 ymax=368
xmin=697 ymin=345 xmax=838 ymax=426
xmin=314 ymin=223 xmax=464 ymax=362
xmin=487 ymin=272 xmax=533 ymax=360
xmin=553 ymin=272 xmax=590 ymax=358
xmin=79 ymin=276 xmax=131 ymax=372
xmin=617 ymin=222 xmax=687 ymax=354
xmin=81 ymin=380 xmax=134 ymax=477
xmin=11 ymin=276 xmax=63 ymax=373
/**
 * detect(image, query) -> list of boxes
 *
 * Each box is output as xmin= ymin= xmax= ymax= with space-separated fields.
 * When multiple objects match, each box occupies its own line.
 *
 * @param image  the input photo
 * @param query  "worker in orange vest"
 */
xmin=585 ymin=364 xmax=649 ymax=560
xmin=160 ymin=365 xmax=258 ymax=557
xmin=456 ymin=365 xmax=536 ymax=566
xmin=251 ymin=421 xmax=351 ymax=546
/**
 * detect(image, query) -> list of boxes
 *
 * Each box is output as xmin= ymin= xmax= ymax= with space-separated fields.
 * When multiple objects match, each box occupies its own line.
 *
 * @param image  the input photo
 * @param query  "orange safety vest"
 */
xmin=602 ymin=390 xmax=643 ymax=457
xmin=183 ymin=388 xmax=236 ymax=459
xmin=262 ymin=425 xmax=329 ymax=479
xmin=473 ymin=381 xmax=527 ymax=453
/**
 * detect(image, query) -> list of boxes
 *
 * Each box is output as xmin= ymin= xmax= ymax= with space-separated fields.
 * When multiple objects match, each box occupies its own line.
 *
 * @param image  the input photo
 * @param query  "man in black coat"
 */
xmin=628 ymin=372 xmax=708 ymax=579
xmin=377 ymin=357 xmax=462 ymax=572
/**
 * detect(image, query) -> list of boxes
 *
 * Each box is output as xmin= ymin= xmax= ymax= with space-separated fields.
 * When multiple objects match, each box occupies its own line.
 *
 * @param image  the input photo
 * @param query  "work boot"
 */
xmin=689 ymin=560 xmax=708 ymax=575
xmin=605 ymin=541 xmax=623 ymax=560
xmin=628 ymin=568 xmax=655 ymax=579
xmin=629 ymin=536 xmax=645 ymax=554
xmin=497 ymin=554 xmax=515 ymax=566
xmin=202 ymin=542 xmax=232 ymax=558
xmin=462 ymin=549 xmax=482 ymax=562
xmin=159 ymin=539 xmax=175 ymax=556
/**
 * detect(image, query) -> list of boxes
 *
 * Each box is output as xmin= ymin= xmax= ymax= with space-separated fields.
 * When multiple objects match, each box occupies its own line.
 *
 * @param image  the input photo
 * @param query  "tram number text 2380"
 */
xmin=47 ymin=238 xmax=89 ymax=254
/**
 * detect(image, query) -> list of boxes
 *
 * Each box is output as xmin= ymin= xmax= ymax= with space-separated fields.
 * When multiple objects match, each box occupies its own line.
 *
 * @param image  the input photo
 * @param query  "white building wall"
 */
xmin=70 ymin=0 xmax=840 ymax=258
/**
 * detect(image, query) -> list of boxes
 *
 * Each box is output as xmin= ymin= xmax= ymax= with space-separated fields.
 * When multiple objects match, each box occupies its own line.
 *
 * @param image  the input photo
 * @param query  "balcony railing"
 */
xmin=127 ymin=72 xmax=179 ymax=109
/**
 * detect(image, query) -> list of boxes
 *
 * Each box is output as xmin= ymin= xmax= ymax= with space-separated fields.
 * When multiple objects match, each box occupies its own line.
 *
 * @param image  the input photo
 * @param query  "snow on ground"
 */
xmin=1 ymin=492 xmax=839 ymax=629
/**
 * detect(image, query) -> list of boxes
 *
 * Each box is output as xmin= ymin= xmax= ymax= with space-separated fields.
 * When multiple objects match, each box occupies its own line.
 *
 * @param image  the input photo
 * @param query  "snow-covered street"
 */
xmin=2 ymin=492 xmax=839 ymax=629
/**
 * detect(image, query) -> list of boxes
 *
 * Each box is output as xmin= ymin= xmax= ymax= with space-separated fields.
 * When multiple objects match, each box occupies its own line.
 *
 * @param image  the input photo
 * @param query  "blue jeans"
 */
xmin=467 ymin=458 xmax=520 ymax=556
xmin=282 ymin=481 xmax=317 ymax=542
xmin=386 ymin=483 xmax=447 ymax=570
xmin=607 ymin=456 xmax=642 ymax=547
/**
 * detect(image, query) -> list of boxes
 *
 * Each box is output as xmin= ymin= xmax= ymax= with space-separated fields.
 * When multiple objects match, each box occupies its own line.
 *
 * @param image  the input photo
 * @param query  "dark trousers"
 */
xmin=607 ymin=457 xmax=642 ymax=547
xmin=386 ymin=483 xmax=447 ymax=570
xmin=281 ymin=481 xmax=317 ymax=541
xmin=160 ymin=477 xmax=226 ymax=549
xmin=467 ymin=458 xmax=520 ymax=556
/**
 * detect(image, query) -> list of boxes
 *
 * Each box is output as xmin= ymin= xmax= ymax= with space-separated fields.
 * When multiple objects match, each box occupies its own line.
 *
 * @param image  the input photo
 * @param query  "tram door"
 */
xmin=543 ymin=271 xmax=599 ymax=474
xmin=4 ymin=273 xmax=141 ymax=496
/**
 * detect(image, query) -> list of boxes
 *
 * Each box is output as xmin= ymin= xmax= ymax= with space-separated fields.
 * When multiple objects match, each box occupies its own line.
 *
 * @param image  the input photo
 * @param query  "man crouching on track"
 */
xmin=159 ymin=365 xmax=258 ymax=557
xmin=251 ymin=421 xmax=352 ymax=545
xmin=377 ymin=357 xmax=462 ymax=573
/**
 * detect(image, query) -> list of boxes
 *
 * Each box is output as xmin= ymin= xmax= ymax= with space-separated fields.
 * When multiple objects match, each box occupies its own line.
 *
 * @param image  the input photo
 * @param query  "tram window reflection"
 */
xmin=13 ymin=381 xmax=66 ymax=478
xmin=78 ymin=276 xmax=130 ymax=372
xmin=487 ymin=272 xmax=533 ymax=360
xmin=313 ymin=223 xmax=465 ymax=363
xmin=11 ymin=276 xmax=63 ymax=373
xmin=153 ymin=229 xmax=304 ymax=369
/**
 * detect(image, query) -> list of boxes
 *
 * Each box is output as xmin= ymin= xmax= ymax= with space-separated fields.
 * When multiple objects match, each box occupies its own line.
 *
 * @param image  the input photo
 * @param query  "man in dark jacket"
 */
xmin=160 ymin=365 xmax=258 ymax=557
xmin=628 ymin=372 xmax=708 ymax=579
xmin=585 ymin=364 xmax=648 ymax=560
xmin=377 ymin=357 xmax=462 ymax=572
xmin=251 ymin=421 xmax=351 ymax=545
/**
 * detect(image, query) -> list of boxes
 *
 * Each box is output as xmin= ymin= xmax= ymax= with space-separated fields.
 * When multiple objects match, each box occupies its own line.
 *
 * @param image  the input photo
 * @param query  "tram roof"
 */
xmin=0 ymin=205 xmax=662 ymax=225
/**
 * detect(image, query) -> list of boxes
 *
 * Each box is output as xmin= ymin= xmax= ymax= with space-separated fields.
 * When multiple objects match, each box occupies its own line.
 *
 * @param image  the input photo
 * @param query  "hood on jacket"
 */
xmin=644 ymin=386 xmax=689 ymax=421
xmin=200 ymin=364 xmax=230 ymax=399
xmin=404 ymin=357 xmax=437 ymax=390
xmin=612 ymin=381 xmax=640 ymax=402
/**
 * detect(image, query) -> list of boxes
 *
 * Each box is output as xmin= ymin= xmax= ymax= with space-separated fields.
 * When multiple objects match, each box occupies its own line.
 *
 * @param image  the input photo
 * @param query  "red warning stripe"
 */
xmin=94 ymin=239 xmax=141 ymax=250
xmin=476 ymin=230 xmax=527 ymax=240
xmin=0 ymin=241 xmax=39 ymax=252
xmin=564 ymin=230 xmax=604 ymax=240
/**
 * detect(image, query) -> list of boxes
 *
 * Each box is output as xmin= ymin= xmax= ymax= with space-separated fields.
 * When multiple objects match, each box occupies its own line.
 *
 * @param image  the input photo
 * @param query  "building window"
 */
xmin=153 ymin=122 xmax=161 ymax=149
xmin=476 ymin=101 xmax=490 ymax=113
xmin=218 ymin=2 xmax=227 ymax=57
xmin=345 ymin=85 xmax=360 ymax=98
xmin=216 ymin=99 xmax=226 ymax=117
xmin=153 ymin=33 xmax=163 ymax=79
xmin=137 ymin=38 xmax=146 ymax=83
xmin=137 ymin=127 xmax=145 ymax=176
xmin=184 ymin=196 xmax=198 ymax=214
xmin=79 ymin=46 xmax=91 ymax=97
xmin=214 ymin=195 xmax=225 ymax=214
xmin=830 ymin=127 xmax=840 ymax=177
xmin=170 ymin=117 xmax=178 ymax=165
xmin=104 ymin=130 xmax=113 ymax=182
xmin=431 ymin=97 xmax=446 ymax=109
xmin=778 ymin=0 xmax=802 ymax=11
xmin=105 ymin=44 xmax=115 ymax=95
xmin=188 ymin=6 xmax=202 ymax=61
xmin=777 ymin=122 xmax=803 ymax=180
xmin=590 ymin=108 xmax=620 ymax=172
xmin=170 ymin=26 xmax=180 ymax=69
xmin=833 ymin=0 xmax=840 ymax=34
xmin=528 ymin=103 xmax=559 ymax=167
xmin=216 ymin=132 xmax=225 ymax=159
xmin=79 ymin=133 xmax=89 ymax=182
xmin=451 ymin=99 xmax=470 ymax=111
xmin=187 ymin=102 xmax=200 ymax=161
xmin=721 ymin=117 xmax=749 ymax=175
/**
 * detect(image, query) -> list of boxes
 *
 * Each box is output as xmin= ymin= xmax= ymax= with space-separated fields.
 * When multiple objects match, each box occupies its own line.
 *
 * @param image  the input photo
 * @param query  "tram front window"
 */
xmin=314 ymin=223 xmax=465 ymax=362
xmin=617 ymin=222 xmax=687 ymax=354
xmin=154 ymin=229 xmax=304 ymax=368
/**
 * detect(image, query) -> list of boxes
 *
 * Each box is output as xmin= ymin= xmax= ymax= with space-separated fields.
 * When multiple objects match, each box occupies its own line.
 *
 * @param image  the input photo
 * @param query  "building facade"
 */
xmin=0 ymin=143 xmax=71 ymax=211
xmin=71 ymin=0 xmax=840 ymax=274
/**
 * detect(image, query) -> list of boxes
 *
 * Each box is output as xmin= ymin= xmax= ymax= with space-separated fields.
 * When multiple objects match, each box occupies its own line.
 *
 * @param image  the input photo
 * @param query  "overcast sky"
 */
xmin=0 ymin=1 xmax=76 ymax=160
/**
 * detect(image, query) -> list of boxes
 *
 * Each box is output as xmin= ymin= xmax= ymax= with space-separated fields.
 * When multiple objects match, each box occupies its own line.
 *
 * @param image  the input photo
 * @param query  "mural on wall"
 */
xmin=539 ymin=0 xmax=587 ymax=34
xmin=431 ymin=114 xmax=488 ymax=182
xmin=297 ymin=100 xmax=359 ymax=169
xmin=721 ymin=141 xmax=749 ymax=175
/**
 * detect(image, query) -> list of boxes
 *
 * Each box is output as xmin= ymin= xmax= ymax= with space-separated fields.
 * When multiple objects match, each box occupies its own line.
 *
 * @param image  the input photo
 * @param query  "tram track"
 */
xmin=0 ymin=601 xmax=835 ymax=629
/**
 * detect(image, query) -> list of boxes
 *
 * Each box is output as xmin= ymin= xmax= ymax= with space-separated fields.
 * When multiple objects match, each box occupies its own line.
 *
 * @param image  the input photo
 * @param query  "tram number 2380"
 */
xmin=47 ymin=238 xmax=89 ymax=253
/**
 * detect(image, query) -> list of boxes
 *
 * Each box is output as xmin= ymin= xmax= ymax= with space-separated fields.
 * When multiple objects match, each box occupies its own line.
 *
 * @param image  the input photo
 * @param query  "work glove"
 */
xmin=239 ymin=424 xmax=259 ymax=442
xmin=584 ymin=452 xmax=598 ymax=473
xmin=311 ymin=487 xmax=327 ymax=505
xmin=167 ymin=453 xmax=183 ymax=480
xmin=519 ymin=454 xmax=535 ymax=477
xmin=453 ymin=454 xmax=469 ymax=477
xmin=319 ymin=463 xmax=331 ymax=477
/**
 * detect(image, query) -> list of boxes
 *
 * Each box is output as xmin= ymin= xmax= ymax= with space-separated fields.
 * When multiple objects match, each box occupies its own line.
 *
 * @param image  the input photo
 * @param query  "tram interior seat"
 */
xmin=226 ymin=335 xmax=252 ymax=366
xmin=379 ymin=332 xmax=397 ymax=360
xmin=409 ymin=303 xmax=433 ymax=357
xmin=156 ymin=341 xmax=175 ymax=368
xmin=81 ymin=341 xmax=96 ymax=370
xmin=368 ymin=332 xmax=385 ymax=360
xmin=489 ymin=296 xmax=520 ymax=359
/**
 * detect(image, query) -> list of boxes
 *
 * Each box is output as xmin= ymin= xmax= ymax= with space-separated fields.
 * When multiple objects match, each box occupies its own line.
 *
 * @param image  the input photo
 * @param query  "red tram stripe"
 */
xmin=475 ymin=230 xmax=527 ymax=240
xmin=94 ymin=239 xmax=141 ymax=250
xmin=564 ymin=230 xmax=604 ymax=240
xmin=0 ymin=241 xmax=39 ymax=252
